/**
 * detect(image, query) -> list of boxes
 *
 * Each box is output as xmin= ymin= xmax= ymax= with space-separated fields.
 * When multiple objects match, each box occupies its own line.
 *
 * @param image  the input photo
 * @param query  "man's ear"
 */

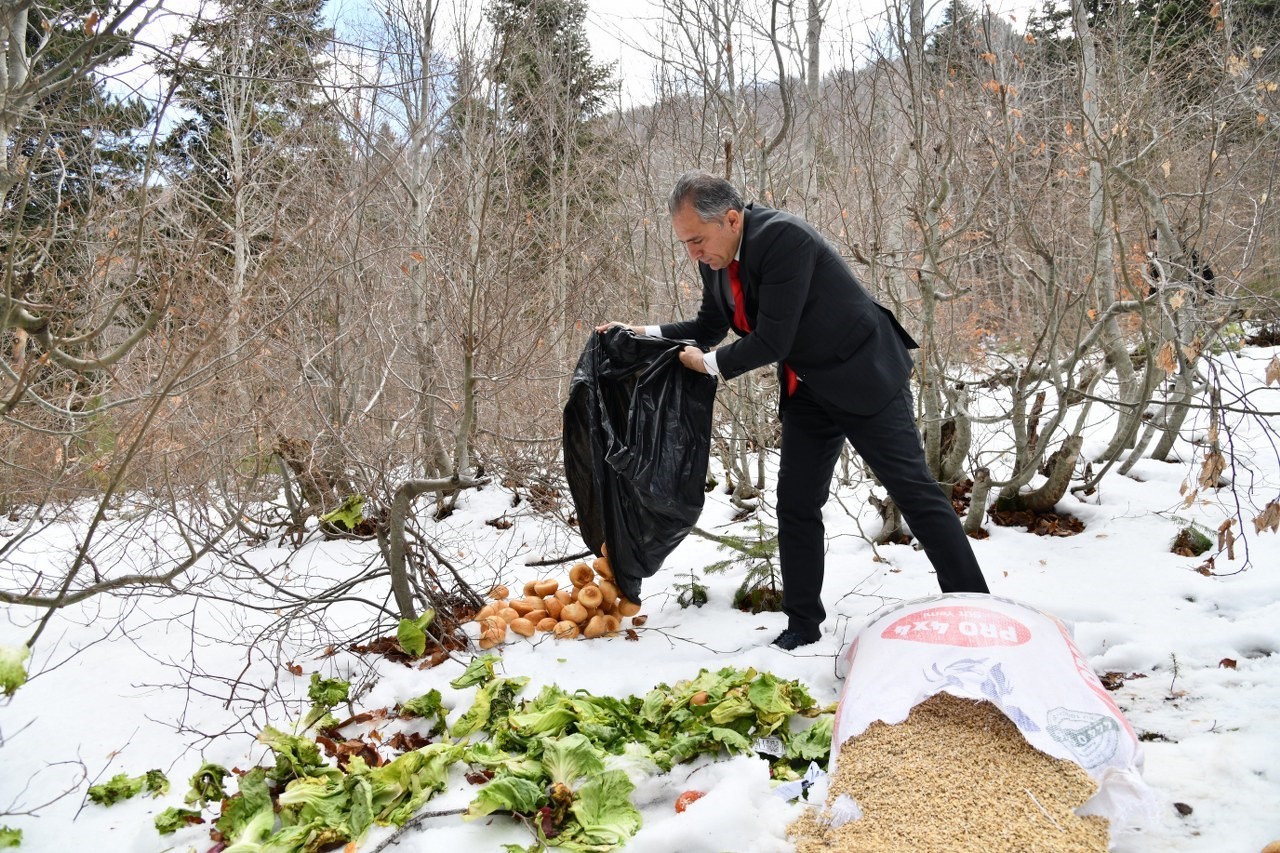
xmin=726 ymin=208 xmax=742 ymax=233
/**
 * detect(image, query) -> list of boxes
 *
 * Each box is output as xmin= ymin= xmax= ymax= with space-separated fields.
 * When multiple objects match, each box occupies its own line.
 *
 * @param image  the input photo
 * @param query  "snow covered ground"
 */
xmin=2 ymin=345 xmax=1279 ymax=852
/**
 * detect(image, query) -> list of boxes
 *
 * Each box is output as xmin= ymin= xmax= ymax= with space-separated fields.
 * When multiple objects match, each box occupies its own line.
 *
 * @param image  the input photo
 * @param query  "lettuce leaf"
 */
xmin=464 ymin=776 xmax=545 ymax=821
xmin=302 ymin=673 xmax=351 ymax=730
xmin=786 ymin=714 xmax=834 ymax=763
xmin=0 ymin=645 xmax=29 ymax=697
xmin=541 ymin=733 xmax=605 ymax=788
xmin=143 ymin=769 xmax=170 ymax=798
xmin=396 ymin=609 xmax=436 ymax=658
xmin=708 ymin=692 xmax=754 ymax=726
xmin=507 ymin=699 xmax=577 ymax=739
xmin=87 ymin=769 xmax=168 ymax=806
xmin=453 ymin=677 xmax=528 ymax=740
xmin=359 ymin=743 xmax=462 ymax=826
xmin=215 ymin=767 xmax=274 ymax=842
xmin=276 ymin=773 xmax=373 ymax=841
xmin=451 ymin=681 xmax=495 ymax=739
xmin=488 ymin=677 xmax=531 ymax=734
xmin=602 ymin=742 xmax=661 ymax=787
xmin=88 ymin=773 xmax=144 ymax=806
xmin=307 ymin=672 xmax=350 ymax=708
xmin=462 ymin=743 xmax=546 ymax=782
xmin=398 ymin=688 xmax=448 ymax=736
xmin=258 ymin=726 xmax=335 ymax=784
xmin=320 ymin=495 xmax=365 ymax=531
xmin=154 ymin=806 xmax=203 ymax=835
xmin=185 ymin=762 xmax=230 ymax=806
xmin=708 ymin=726 xmax=752 ymax=752
xmin=234 ymin=823 xmax=312 ymax=853
xmin=450 ymin=653 xmax=501 ymax=689
xmin=565 ymin=770 xmax=641 ymax=848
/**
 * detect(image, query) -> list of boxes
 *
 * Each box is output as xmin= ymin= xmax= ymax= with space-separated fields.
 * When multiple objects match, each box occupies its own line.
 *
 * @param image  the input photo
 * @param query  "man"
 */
xmin=600 ymin=170 xmax=989 ymax=650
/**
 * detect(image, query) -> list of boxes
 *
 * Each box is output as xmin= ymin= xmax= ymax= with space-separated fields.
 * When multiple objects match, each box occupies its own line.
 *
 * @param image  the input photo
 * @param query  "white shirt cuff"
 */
xmin=703 ymin=350 xmax=721 ymax=376
xmin=643 ymin=325 xmax=662 ymax=337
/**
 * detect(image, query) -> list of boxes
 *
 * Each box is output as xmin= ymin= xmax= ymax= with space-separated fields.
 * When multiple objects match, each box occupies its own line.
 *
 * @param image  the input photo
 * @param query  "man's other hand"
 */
xmin=594 ymin=321 xmax=643 ymax=334
xmin=678 ymin=345 xmax=709 ymax=373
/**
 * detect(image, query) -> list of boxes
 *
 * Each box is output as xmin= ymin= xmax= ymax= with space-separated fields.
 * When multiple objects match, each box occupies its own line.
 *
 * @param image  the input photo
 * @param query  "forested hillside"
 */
xmin=2 ymin=0 xmax=1279 ymax=838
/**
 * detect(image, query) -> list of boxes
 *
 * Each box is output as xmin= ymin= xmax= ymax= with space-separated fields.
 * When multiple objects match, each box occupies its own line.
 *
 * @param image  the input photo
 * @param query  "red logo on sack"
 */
xmin=881 ymin=606 xmax=1032 ymax=647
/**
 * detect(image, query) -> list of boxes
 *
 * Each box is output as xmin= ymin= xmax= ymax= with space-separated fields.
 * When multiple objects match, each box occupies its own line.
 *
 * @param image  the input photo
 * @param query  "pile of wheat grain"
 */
xmin=789 ymin=692 xmax=1109 ymax=853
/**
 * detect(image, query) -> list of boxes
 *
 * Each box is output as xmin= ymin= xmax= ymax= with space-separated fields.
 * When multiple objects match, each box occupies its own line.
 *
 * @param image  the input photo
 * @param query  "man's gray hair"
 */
xmin=667 ymin=170 xmax=744 ymax=221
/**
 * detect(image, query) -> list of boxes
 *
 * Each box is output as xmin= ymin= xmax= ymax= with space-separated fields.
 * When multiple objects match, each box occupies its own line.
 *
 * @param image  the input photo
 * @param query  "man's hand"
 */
xmin=678 ymin=345 xmax=709 ymax=373
xmin=594 ymin=321 xmax=644 ymax=334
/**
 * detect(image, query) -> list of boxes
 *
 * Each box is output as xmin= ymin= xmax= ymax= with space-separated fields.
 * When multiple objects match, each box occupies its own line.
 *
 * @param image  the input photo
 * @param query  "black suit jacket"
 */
xmin=659 ymin=204 xmax=918 ymax=416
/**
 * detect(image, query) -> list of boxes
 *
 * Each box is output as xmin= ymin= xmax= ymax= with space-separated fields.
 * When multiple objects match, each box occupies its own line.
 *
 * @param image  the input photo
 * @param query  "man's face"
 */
xmin=671 ymin=203 xmax=742 ymax=271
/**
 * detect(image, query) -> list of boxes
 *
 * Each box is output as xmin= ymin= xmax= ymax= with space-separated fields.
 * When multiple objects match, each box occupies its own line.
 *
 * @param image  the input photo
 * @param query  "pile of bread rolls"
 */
xmin=473 ymin=554 xmax=643 ymax=649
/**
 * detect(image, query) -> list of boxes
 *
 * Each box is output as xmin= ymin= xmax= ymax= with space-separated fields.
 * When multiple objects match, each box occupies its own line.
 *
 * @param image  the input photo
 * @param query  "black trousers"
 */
xmin=776 ymin=382 xmax=989 ymax=633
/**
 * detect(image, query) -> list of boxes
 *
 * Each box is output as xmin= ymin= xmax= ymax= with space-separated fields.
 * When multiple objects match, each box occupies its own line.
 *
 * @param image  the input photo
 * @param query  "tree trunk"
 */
xmin=1072 ymin=0 xmax=1141 ymax=463
xmin=963 ymin=467 xmax=991 ymax=535
xmin=996 ymin=435 xmax=1083 ymax=513
xmin=385 ymin=474 xmax=488 ymax=619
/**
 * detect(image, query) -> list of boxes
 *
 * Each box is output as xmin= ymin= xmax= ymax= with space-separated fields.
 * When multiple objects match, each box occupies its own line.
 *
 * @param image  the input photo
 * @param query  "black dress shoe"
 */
xmin=772 ymin=627 xmax=820 ymax=650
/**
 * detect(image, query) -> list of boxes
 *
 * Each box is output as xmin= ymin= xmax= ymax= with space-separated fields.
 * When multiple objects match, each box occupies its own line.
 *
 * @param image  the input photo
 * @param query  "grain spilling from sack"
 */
xmin=789 ymin=692 xmax=1109 ymax=853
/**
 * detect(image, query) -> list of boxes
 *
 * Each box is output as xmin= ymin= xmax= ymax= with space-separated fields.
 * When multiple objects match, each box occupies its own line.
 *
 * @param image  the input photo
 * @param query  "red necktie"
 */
xmin=728 ymin=260 xmax=798 ymax=396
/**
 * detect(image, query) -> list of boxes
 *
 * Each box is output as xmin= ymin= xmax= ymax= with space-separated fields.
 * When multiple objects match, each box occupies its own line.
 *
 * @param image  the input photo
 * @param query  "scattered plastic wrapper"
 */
xmin=773 ymin=761 xmax=826 ymax=802
xmin=822 ymin=794 xmax=864 ymax=828
xmin=777 ymin=764 xmax=864 ymax=829
xmin=752 ymin=736 xmax=785 ymax=759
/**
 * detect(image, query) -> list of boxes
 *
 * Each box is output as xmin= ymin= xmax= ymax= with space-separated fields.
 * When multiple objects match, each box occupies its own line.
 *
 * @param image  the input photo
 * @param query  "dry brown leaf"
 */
xmin=1253 ymin=500 xmax=1280 ymax=534
xmin=1218 ymin=658 xmax=1237 ymax=670
xmin=1156 ymin=340 xmax=1178 ymax=374
xmin=1217 ymin=519 xmax=1236 ymax=560
xmin=1182 ymin=336 xmax=1202 ymax=363
xmin=1198 ymin=451 xmax=1225 ymax=490
xmin=1265 ymin=356 xmax=1280 ymax=387
xmin=1169 ymin=291 xmax=1186 ymax=311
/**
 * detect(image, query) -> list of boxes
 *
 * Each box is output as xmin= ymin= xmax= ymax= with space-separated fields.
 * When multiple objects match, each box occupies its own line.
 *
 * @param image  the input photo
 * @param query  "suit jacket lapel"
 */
xmin=737 ymin=203 xmax=755 ymax=299
xmin=709 ymin=204 xmax=756 ymax=328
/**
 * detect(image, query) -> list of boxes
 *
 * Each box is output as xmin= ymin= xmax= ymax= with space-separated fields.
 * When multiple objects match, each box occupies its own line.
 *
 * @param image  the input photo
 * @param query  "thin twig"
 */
xmin=1024 ymin=788 xmax=1064 ymax=832
xmin=524 ymin=549 xmax=593 ymax=567
xmin=368 ymin=807 xmax=469 ymax=850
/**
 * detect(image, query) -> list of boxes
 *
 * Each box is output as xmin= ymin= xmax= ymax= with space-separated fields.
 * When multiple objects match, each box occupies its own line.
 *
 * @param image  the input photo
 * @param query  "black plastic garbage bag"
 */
xmin=563 ymin=327 xmax=717 ymax=603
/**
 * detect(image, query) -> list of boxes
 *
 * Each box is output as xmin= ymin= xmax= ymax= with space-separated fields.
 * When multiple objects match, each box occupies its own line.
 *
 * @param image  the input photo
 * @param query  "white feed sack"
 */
xmin=830 ymin=592 xmax=1159 ymax=835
